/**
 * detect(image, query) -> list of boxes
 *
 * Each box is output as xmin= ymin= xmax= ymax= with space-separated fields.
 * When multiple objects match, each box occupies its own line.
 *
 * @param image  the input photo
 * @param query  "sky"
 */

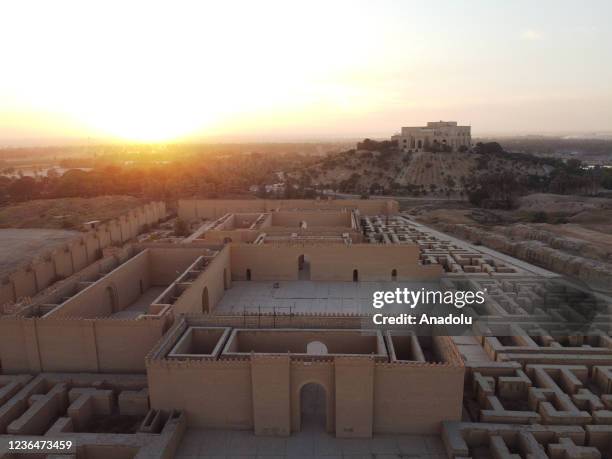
xmin=0 ymin=0 xmax=611 ymax=145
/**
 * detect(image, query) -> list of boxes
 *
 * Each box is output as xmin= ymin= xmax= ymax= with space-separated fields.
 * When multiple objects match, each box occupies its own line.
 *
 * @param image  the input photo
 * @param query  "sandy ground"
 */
xmin=518 ymin=193 xmax=611 ymax=213
xmin=409 ymin=208 xmax=476 ymax=225
xmin=0 ymin=195 xmax=145 ymax=229
xmin=0 ymin=228 xmax=78 ymax=276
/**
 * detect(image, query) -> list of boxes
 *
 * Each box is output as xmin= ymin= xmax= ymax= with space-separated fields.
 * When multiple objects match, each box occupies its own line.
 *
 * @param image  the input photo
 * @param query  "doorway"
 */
xmin=105 ymin=285 xmax=119 ymax=313
xmin=300 ymin=383 xmax=327 ymax=432
xmin=202 ymin=287 xmax=209 ymax=313
xmin=298 ymin=254 xmax=311 ymax=280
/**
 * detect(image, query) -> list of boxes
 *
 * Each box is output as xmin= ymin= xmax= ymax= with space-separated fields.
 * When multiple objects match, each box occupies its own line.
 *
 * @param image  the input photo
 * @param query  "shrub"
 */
xmin=174 ymin=218 xmax=189 ymax=237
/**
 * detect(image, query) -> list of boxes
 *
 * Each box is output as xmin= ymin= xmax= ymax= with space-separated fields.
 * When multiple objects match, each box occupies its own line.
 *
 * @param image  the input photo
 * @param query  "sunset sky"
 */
xmin=1 ymin=0 xmax=611 ymax=144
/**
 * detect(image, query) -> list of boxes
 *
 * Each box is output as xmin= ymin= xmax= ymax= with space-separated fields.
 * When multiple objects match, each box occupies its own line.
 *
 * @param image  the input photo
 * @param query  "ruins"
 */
xmin=0 ymin=198 xmax=610 ymax=458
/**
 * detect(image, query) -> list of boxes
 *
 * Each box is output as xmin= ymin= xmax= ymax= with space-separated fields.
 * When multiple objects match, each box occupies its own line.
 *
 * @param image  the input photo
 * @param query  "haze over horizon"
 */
xmin=1 ymin=0 xmax=611 ymax=146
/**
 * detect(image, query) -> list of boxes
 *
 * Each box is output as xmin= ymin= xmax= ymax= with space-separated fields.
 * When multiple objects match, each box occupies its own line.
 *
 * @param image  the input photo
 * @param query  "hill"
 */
xmin=290 ymin=141 xmax=558 ymax=197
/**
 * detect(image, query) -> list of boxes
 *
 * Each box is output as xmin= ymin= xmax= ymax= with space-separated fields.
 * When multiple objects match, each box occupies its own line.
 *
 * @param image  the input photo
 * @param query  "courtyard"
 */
xmin=175 ymin=428 xmax=447 ymax=458
xmin=215 ymin=280 xmax=440 ymax=315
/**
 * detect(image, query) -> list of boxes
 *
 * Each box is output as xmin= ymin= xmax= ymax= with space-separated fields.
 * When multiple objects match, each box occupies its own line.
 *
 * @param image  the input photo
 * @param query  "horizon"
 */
xmin=1 ymin=0 xmax=611 ymax=145
xmin=2 ymin=128 xmax=612 ymax=150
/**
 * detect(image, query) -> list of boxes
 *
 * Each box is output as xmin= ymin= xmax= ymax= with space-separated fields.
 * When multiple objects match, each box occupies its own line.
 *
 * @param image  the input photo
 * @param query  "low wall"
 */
xmin=178 ymin=199 xmax=398 ymax=221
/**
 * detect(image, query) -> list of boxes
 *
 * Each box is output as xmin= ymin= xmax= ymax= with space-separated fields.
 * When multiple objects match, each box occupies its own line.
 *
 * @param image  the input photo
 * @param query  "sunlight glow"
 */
xmin=0 ymin=0 xmax=610 ymax=142
xmin=0 ymin=0 xmax=381 ymax=142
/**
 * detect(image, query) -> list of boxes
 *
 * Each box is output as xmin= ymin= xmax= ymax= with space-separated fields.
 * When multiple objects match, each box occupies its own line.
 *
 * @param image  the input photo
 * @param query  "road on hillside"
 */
xmin=324 ymin=191 xmax=465 ymax=202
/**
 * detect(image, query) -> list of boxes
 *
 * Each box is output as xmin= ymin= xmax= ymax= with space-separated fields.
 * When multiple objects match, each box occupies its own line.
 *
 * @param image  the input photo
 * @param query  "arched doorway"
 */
xmin=246 ymin=269 xmax=252 ymax=281
xmin=300 ymin=383 xmax=327 ymax=432
xmin=298 ymin=254 xmax=311 ymax=280
xmin=353 ymin=269 xmax=359 ymax=282
xmin=202 ymin=287 xmax=209 ymax=313
xmin=223 ymin=237 xmax=233 ymax=244
xmin=391 ymin=269 xmax=397 ymax=281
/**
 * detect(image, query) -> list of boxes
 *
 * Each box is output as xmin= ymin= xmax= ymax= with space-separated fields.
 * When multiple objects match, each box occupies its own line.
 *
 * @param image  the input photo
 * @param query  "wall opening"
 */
xmin=105 ymin=285 xmax=118 ymax=313
xmin=298 ymin=254 xmax=311 ymax=281
xmin=202 ymin=287 xmax=209 ymax=313
xmin=391 ymin=269 xmax=397 ymax=281
xmin=223 ymin=237 xmax=233 ymax=244
xmin=300 ymin=383 xmax=327 ymax=432
xmin=306 ymin=341 xmax=328 ymax=355
xmin=246 ymin=269 xmax=252 ymax=281
xmin=353 ymin=269 xmax=359 ymax=282
xmin=223 ymin=268 xmax=228 ymax=290
xmin=139 ymin=279 xmax=144 ymax=294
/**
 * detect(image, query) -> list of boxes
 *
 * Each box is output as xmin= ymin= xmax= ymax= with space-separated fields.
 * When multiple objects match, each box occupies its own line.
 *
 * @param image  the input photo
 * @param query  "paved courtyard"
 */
xmin=175 ymin=429 xmax=447 ymax=458
xmin=215 ymin=280 xmax=440 ymax=315
xmin=111 ymin=286 xmax=165 ymax=318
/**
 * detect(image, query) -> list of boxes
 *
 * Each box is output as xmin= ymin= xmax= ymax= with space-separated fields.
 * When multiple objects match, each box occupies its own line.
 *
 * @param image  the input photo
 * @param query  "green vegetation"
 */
xmin=521 ymin=211 xmax=570 ymax=224
xmin=173 ymin=218 xmax=189 ymax=237
xmin=0 ymin=138 xmax=609 ymax=210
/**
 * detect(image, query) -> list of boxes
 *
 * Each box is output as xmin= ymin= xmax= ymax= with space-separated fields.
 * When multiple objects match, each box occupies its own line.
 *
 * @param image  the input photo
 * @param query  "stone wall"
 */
xmin=172 ymin=246 xmax=231 ymax=315
xmin=0 ymin=202 xmax=167 ymax=307
xmin=178 ymin=199 xmax=398 ymax=221
xmin=0 ymin=315 xmax=171 ymax=373
xmin=230 ymin=243 xmax=443 ymax=282
xmin=146 ymin=318 xmax=464 ymax=437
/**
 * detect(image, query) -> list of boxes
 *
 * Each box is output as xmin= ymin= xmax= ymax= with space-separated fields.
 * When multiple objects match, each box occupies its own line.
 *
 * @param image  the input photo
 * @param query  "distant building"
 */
xmin=392 ymin=121 xmax=471 ymax=152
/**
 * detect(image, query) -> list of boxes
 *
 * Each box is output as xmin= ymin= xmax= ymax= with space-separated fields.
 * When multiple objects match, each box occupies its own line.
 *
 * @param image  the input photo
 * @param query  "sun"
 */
xmin=0 ymin=1 xmax=379 ymax=143
xmin=69 ymin=86 xmax=225 ymax=143
xmin=86 ymin=109 xmax=211 ymax=143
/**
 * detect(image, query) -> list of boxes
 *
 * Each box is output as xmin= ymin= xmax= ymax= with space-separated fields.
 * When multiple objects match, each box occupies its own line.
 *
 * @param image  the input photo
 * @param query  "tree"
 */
xmin=8 ymin=176 xmax=39 ymax=201
xmin=467 ymin=171 xmax=521 ymax=209
xmin=474 ymin=142 xmax=504 ymax=155
xmin=173 ymin=218 xmax=189 ymax=237
xmin=444 ymin=176 xmax=456 ymax=199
